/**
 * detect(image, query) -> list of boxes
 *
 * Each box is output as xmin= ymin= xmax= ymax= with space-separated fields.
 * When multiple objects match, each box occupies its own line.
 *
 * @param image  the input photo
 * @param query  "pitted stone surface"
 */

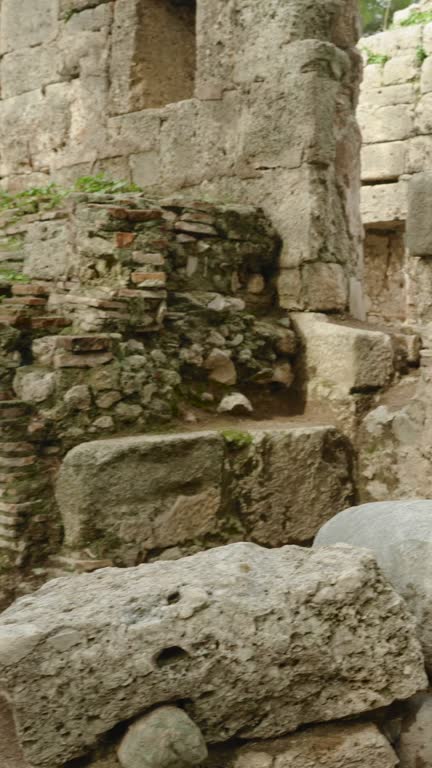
xmin=0 ymin=542 xmax=426 ymax=767
xmin=314 ymin=499 xmax=432 ymax=672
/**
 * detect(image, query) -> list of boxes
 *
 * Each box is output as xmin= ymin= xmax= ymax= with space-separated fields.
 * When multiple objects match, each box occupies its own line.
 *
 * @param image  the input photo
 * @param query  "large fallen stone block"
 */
xmin=290 ymin=312 xmax=394 ymax=396
xmin=0 ymin=542 xmax=426 ymax=767
xmin=314 ymin=499 xmax=432 ymax=673
xmin=205 ymin=721 xmax=398 ymax=768
xmin=55 ymin=426 xmax=354 ymax=563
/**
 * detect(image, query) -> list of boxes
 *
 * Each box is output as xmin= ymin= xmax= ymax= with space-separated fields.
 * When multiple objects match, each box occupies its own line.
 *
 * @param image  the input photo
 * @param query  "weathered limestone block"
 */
xmin=0 ymin=44 xmax=61 ymax=100
xmin=383 ymin=54 xmax=418 ymax=86
xmin=362 ymin=84 xmax=415 ymax=108
xmin=291 ymin=313 xmax=394 ymax=396
xmin=227 ymin=427 xmax=354 ymax=546
xmin=56 ymin=432 xmax=225 ymax=564
xmin=315 ymin=499 xmax=432 ymax=673
xmin=23 ymin=218 xmax=73 ymax=280
xmin=205 ymin=722 xmax=398 ymax=768
xmin=359 ymin=26 xmax=422 ymax=58
xmin=0 ymin=85 xmax=75 ymax=178
xmin=0 ymin=0 xmax=58 ymax=54
xmin=407 ymin=171 xmax=432 ymax=256
xmin=361 ymin=180 xmax=408 ymax=226
xmin=118 ymin=706 xmax=207 ymax=768
xmin=398 ymin=691 xmax=432 ymax=768
xmin=361 ymin=142 xmax=406 ymax=183
xmin=0 ymin=542 xmax=426 ymax=767
xmin=55 ymin=426 xmax=354 ymax=562
xmin=358 ymin=104 xmax=414 ymax=144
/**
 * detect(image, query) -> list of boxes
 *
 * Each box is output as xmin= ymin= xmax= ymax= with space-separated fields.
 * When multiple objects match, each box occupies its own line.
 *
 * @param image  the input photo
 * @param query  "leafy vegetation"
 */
xmin=362 ymin=47 xmax=390 ymax=65
xmin=360 ymin=0 xmax=413 ymax=34
xmin=0 ymin=175 xmax=144 ymax=216
xmin=0 ymin=184 xmax=66 ymax=213
xmin=0 ymin=270 xmax=29 ymax=283
xmin=400 ymin=10 xmax=432 ymax=26
xmin=73 ymin=173 xmax=142 ymax=194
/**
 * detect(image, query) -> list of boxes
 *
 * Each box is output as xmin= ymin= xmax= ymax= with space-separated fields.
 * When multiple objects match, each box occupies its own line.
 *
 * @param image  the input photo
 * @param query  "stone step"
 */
xmin=55 ymin=424 xmax=354 ymax=568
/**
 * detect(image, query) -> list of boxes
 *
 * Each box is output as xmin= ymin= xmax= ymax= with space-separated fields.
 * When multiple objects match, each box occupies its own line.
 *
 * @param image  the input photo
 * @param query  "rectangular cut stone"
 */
xmin=407 ymin=135 xmax=432 ymax=173
xmin=0 ymin=542 xmax=425 ymax=767
xmin=383 ymin=54 xmax=418 ymax=86
xmin=361 ymin=141 xmax=406 ymax=182
xmin=359 ymin=26 xmax=421 ymax=58
xmin=415 ymin=93 xmax=432 ymax=134
xmin=0 ymin=44 xmax=61 ymax=99
xmin=0 ymin=0 xmax=58 ymax=54
xmin=291 ymin=312 xmax=394 ymax=395
xmin=362 ymin=63 xmax=383 ymax=89
xmin=358 ymin=105 xmax=414 ymax=144
xmin=421 ymin=56 xmax=432 ymax=94
xmin=361 ymin=180 xmax=408 ymax=226
xmin=407 ymin=172 xmax=432 ymax=256
xmin=362 ymin=84 xmax=415 ymax=107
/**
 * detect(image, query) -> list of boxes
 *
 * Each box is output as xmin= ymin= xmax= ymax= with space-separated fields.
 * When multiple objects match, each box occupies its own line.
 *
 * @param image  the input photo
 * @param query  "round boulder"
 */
xmin=314 ymin=499 xmax=432 ymax=673
xmin=118 ymin=705 xmax=207 ymax=768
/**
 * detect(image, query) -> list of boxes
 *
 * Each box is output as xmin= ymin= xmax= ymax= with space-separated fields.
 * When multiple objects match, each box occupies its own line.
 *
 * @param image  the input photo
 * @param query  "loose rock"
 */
xmin=118 ymin=706 xmax=207 ymax=768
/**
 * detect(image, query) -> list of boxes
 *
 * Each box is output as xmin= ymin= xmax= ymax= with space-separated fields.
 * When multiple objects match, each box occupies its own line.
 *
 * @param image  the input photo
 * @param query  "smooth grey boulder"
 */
xmin=314 ymin=499 xmax=432 ymax=673
xmin=117 ymin=706 xmax=207 ymax=768
xmin=0 ymin=542 xmax=426 ymax=768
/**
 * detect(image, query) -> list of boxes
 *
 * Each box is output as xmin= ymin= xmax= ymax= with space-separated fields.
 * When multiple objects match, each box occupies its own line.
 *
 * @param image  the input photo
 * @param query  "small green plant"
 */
xmin=0 ymin=184 xmax=66 ymax=213
xmin=400 ymin=10 xmax=432 ymax=26
xmin=221 ymin=429 xmax=253 ymax=449
xmin=0 ymin=270 xmax=29 ymax=283
xmin=74 ymin=174 xmax=142 ymax=195
xmin=416 ymin=46 xmax=428 ymax=65
xmin=362 ymin=47 xmax=390 ymax=66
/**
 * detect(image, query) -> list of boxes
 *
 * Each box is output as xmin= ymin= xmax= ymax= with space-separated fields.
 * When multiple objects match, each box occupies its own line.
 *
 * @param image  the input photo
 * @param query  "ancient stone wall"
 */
xmin=0 ymin=0 xmax=363 ymax=313
xmin=359 ymin=4 xmax=432 ymax=326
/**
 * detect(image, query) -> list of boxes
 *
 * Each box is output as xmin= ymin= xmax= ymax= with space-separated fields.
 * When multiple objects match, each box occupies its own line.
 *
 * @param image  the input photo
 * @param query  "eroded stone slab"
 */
xmin=0 ymin=542 xmax=426 ymax=767
xmin=55 ymin=426 xmax=354 ymax=562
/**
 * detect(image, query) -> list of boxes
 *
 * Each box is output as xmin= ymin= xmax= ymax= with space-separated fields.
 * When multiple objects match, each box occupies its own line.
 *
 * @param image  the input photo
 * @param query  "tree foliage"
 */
xmin=360 ymin=0 xmax=414 ymax=34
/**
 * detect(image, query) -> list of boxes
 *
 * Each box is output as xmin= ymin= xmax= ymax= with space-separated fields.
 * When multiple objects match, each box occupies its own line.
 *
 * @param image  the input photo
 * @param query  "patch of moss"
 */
xmin=416 ymin=45 xmax=428 ymax=65
xmin=221 ymin=429 xmax=253 ymax=449
xmin=362 ymin=47 xmax=390 ymax=66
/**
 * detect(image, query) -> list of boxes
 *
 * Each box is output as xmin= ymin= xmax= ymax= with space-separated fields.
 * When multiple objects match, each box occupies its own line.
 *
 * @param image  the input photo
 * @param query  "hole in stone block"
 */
xmin=167 ymin=590 xmax=181 ymax=604
xmin=132 ymin=0 xmax=196 ymax=110
xmin=155 ymin=645 xmax=190 ymax=668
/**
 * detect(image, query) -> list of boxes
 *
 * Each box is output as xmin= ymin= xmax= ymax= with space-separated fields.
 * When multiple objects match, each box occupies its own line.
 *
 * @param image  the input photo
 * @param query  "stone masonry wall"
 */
xmin=359 ymin=4 xmax=432 ymax=326
xmin=0 ymin=0 xmax=363 ymax=313
xmin=0 ymin=191 xmax=322 ymax=604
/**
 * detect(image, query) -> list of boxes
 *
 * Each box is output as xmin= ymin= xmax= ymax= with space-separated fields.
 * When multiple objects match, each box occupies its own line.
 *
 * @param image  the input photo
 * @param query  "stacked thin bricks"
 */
xmin=1 ymin=193 xmax=296 ymax=451
xmin=0 ymin=401 xmax=49 ymax=572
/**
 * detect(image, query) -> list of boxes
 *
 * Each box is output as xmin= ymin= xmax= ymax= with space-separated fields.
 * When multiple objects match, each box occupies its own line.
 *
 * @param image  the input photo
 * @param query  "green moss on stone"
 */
xmin=221 ymin=429 xmax=253 ymax=449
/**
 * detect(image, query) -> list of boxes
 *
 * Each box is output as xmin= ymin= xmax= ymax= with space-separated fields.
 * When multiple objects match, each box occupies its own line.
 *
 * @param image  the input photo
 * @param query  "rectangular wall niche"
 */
xmin=132 ymin=0 xmax=196 ymax=110
xmin=364 ymin=227 xmax=407 ymax=324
